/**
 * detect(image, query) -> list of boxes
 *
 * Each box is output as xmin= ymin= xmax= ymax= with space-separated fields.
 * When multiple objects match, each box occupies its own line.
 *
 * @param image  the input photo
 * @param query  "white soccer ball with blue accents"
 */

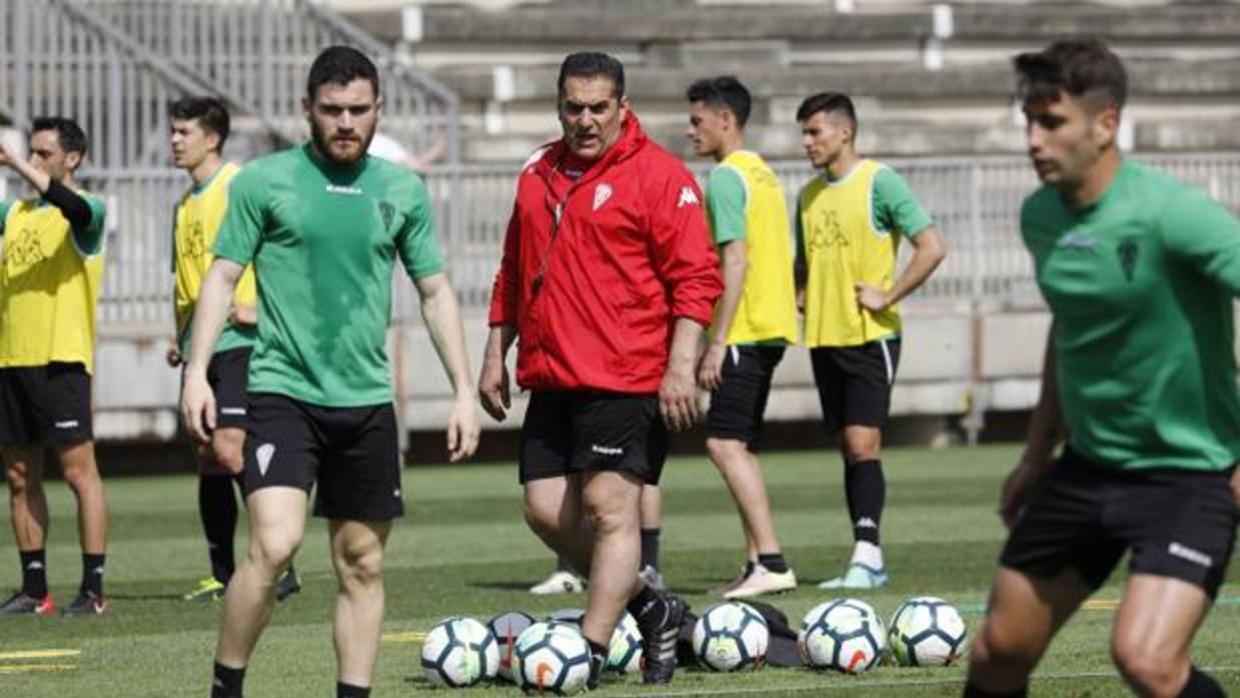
xmin=488 ymin=610 xmax=536 ymax=682
xmin=799 ymin=598 xmax=885 ymax=674
xmin=888 ymin=596 xmax=968 ymax=667
xmin=545 ymin=608 xmax=642 ymax=673
xmin=420 ymin=616 xmax=500 ymax=687
xmin=691 ymin=601 xmax=769 ymax=671
xmin=513 ymin=620 xmax=592 ymax=695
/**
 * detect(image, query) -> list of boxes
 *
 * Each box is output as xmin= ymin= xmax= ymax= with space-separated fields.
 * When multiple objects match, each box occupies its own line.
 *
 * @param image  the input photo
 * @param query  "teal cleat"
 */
xmin=818 ymin=563 xmax=889 ymax=590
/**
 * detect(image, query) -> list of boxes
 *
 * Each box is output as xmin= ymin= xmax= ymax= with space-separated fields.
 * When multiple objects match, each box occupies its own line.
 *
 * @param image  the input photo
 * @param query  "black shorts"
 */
xmin=1000 ymin=448 xmax=1239 ymax=598
xmin=241 ymin=392 xmax=404 ymax=521
xmin=0 ymin=363 xmax=93 ymax=445
xmin=520 ymin=390 xmax=668 ymax=486
xmin=207 ymin=348 xmax=251 ymax=430
xmin=810 ymin=338 xmax=901 ymax=433
xmin=706 ymin=345 xmax=785 ymax=450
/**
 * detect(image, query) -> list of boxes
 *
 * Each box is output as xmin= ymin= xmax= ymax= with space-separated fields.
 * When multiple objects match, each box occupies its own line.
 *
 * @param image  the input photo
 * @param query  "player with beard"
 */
xmin=182 ymin=46 xmax=480 ymax=698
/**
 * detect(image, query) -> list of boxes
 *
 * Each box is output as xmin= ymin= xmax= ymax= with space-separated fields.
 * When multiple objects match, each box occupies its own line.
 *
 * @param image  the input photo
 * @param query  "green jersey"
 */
xmin=213 ymin=145 xmax=445 ymax=407
xmin=1022 ymin=159 xmax=1240 ymax=471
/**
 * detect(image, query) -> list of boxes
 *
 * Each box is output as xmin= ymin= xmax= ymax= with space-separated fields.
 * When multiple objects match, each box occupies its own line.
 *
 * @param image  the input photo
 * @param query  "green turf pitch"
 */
xmin=3 ymin=444 xmax=1240 ymax=697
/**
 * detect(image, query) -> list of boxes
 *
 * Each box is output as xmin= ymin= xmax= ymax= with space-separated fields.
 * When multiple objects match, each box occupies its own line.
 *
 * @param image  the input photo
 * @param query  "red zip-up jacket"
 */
xmin=488 ymin=113 xmax=722 ymax=394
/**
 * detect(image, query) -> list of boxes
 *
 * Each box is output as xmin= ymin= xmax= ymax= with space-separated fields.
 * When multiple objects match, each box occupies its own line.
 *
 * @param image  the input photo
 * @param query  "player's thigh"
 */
xmin=209 ymin=426 xmax=246 ymax=472
xmin=205 ymin=348 xmax=251 ymax=473
xmin=1120 ymin=466 xmax=1238 ymax=603
xmin=519 ymin=390 xmax=575 ymax=485
xmin=839 ymin=340 xmax=899 ymax=429
xmin=27 ymin=363 xmax=93 ymax=445
xmin=240 ymin=393 xmax=320 ymax=501
xmin=316 ymin=403 xmax=403 ymax=522
xmin=570 ymin=392 xmax=668 ymax=486
xmin=809 ymin=347 xmax=846 ymax=433
xmin=244 ymin=486 xmax=311 ymax=564
xmin=977 ymin=565 xmax=1093 ymax=660
xmin=707 ymin=345 xmax=783 ymax=449
xmin=1112 ymin=574 xmax=1211 ymax=667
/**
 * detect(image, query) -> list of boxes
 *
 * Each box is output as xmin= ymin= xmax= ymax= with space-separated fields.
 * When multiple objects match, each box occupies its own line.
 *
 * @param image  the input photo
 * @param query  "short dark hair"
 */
xmin=686 ymin=76 xmax=752 ymax=129
xmin=795 ymin=92 xmax=857 ymax=135
xmin=1013 ymin=38 xmax=1126 ymax=111
xmin=31 ymin=116 xmax=88 ymax=159
xmin=306 ymin=45 xmax=380 ymax=100
xmin=557 ymin=52 xmax=625 ymax=100
xmin=169 ymin=96 xmax=231 ymax=151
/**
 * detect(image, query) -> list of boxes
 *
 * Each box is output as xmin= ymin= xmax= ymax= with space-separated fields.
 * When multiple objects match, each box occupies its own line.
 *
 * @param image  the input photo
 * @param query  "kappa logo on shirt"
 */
xmin=676 ymin=186 xmax=700 ymax=208
xmin=256 ymin=443 xmax=276 ymax=476
xmin=593 ymin=183 xmax=613 ymax=212
xmin=1056 ymin=229 xmax=1097 ymax=251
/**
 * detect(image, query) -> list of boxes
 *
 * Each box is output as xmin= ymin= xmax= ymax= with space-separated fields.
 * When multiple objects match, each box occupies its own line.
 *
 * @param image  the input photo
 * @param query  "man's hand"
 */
xmin=446 ymin=391 xmax=480 ymax=462
xmin=697 ymin=342 xmax=727 ymax=391
xmin=166 ymin=343 xmax=182 ymax=368
xmin=796 ymin=288 xmax=806 ymax=315
xmin=0 ymin=141 xmax=16 ymax=169
xmin=478 ymin=354 xmax=511 ymax=422
xmin=659 ymin=362 xmax=700 ymax=433
xmin=855 ymin=283 xmax=890 ymax=313
xmin=999 ymin=457 xmax=1051 ymax=529
xmin=180 ymin=368 xmax=216 ymax=444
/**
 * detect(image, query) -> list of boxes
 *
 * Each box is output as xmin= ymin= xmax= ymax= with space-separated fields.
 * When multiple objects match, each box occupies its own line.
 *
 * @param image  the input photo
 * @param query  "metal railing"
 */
xmin=77 ymin=0 xmax=460 ymax=165
xmin=5 ymin=152 xmax=1235 ymax=335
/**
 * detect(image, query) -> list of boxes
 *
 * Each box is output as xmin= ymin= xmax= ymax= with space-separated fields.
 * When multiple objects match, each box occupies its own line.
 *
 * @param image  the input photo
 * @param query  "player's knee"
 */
xmin=970 ymin=620 xmax=1038 ymax=675
xmin=251 ymin=531 xmax=299 ymax=572
xmin=1112 ymin=635 xmax=1182 ymax=696
xmin=4 ymin=463 xmax=33 ymax=493
xmin=338 ymin=545 xmax=384 ymax=589
xmin=523 ymin=499 xmax=561 ymax=538
xmin=60 ymin=459 xmax=100 ymax=492
xmin=705 ymin=437 xmax=744 ymax=465
xmin=211 ymin=440 xmax=244 ymax=473
xmin=583 ymin=500 xmax=633 ymax=536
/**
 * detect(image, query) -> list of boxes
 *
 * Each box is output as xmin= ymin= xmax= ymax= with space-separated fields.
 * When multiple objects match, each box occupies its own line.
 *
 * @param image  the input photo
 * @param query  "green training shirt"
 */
xmin=1022 ymin=159 xmax=1240 ymax=471
xmin=213 ymin=144 xmax=445 ymax=407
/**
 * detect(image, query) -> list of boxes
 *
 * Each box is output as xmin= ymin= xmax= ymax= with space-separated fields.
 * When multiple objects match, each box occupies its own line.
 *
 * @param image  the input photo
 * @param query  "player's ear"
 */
xmin=618 ymin=95 xmax=630 ymax=117
xmin=375 ymin=95 xmax=385 ymax=119
xmin=64 ymin=150 xmax=82 ymax=172
xmin=1092 ymin=104 xmax=1120 ymax=150
xmin=301 ymin=95 xmax=313 ymax=123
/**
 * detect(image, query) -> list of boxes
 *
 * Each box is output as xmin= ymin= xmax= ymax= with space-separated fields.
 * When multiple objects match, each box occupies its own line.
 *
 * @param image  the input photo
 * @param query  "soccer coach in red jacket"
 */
xmin=480 ymin=52 xmax=722 ymax=687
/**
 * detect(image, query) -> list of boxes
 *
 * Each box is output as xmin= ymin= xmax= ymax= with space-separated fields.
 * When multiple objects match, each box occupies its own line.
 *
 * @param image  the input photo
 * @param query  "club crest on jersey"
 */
xmin=378 ymin=200 xmax=396 ymax=232
xmin=592 ymin=183 xmax=612 ymax=212
xmin=1117 ymin=237 xmax=1139 ymax=281
xmin=677 ymin=186 xmax=700 ymax=208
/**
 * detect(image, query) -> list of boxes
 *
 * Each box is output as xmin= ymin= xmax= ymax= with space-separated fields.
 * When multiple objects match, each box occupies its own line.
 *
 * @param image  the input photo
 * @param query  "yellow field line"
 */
xmin=0 ymin=663 xmax=76 ymax=674
xmin=0 ymin=649 xmax=81 ymax=661
xmin=381 ymin=631 xmax=426 ymax=643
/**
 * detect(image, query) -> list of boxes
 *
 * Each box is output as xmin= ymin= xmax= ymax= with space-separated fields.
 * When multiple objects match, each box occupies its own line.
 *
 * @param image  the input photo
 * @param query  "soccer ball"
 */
xmin=513 ymin=621 xmax=592 ymax=695
xmin=545 ymin=608 xmax=643 ymax=673
xmin=488 ymin=610 xmax=536 ymax=682
xmin=798 ymin=598 xmax=885 ymax=674
xmin=420 ymin=616 xmax=500 ymax=687
xmin=691 ymin=601 xmax=769 ymax=672
xmin=888 ymin=596 xmax=968 ymax=667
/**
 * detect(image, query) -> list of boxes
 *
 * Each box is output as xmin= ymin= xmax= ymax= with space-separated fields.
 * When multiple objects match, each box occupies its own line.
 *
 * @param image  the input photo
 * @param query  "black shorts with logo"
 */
xmin=520 ymin=390 xmax=669 ymax=486
xmin=0 ymin=362 xmax=93 ymax=445
xmin=707 ymin=344 xmax=785 ymax=450
xmin=207 ymin=348 xmax=251 ymax=430
xmin=810 ymin=338 xmax=901 ymax=433
xmin=241 ymin=392 xmax=404 ymax=521
xmin=1000 ymin=448 xmax=1238 ymax=598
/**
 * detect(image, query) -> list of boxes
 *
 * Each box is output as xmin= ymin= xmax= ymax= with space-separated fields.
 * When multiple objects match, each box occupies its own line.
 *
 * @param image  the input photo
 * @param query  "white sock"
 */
xmin=850 ymin=541 xmax=883 ymax=570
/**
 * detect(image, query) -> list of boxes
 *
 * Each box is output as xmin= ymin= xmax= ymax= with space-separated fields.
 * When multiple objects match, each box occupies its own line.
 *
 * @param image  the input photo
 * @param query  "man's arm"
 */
xmin=698 ymin=240 xmax=746 ymax=390
xmin=856 ymin=225 xmax=947 ymax=311
xmin=416 ymin=272 xmax=480 ymax=462
xmin=479 ymin=323 xmax=517 ymax=422
xmin=661 ymin=317 xmax=706 ymax=433
xmin=181 ymin=258 xmax=245 ymax=442
xmin=1000 ymin=324 xmax=1062 ymax=528
xmin=856 ymin=169 xmax=946 ymax=311
xmin=0 ymin=141 xmax=100 ymax=252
